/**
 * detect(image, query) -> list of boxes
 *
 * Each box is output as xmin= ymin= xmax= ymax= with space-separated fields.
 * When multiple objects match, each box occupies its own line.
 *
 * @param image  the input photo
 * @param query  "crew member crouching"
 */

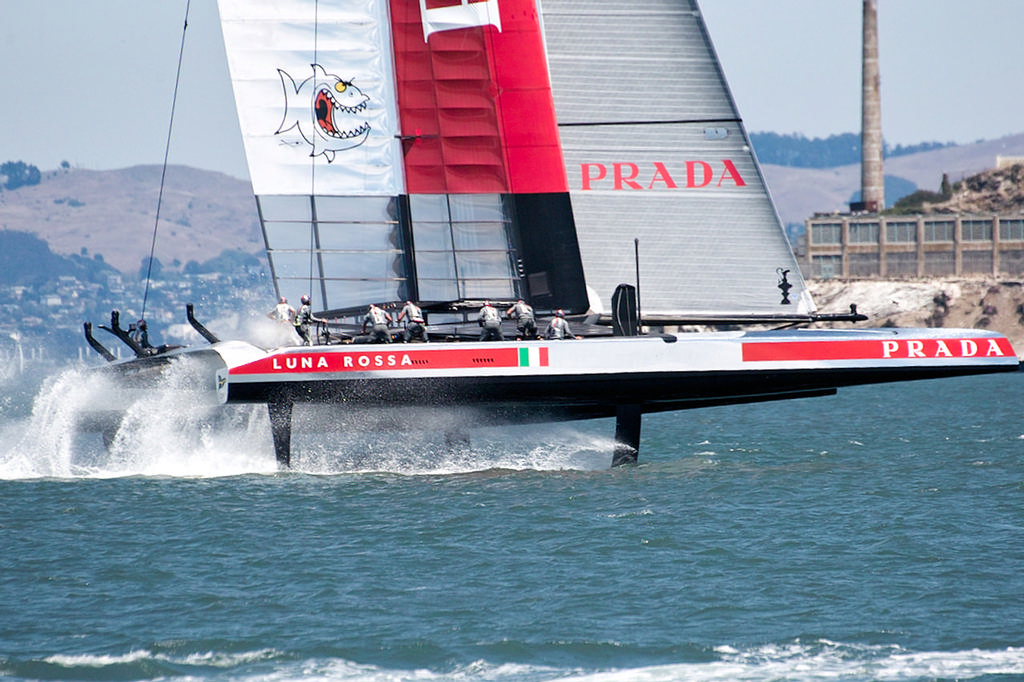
xmin=363 ymin=304 xmax=393 ymax=343
xmin=398 ymin=300 xmax=428 ymax=343
xmin=545 ymin=310 xmax=579 ymax=340
xmin=478 ymin=301 xmax=503 ymax=341
xmin=507 ymin=299 xmax=536 ymax=340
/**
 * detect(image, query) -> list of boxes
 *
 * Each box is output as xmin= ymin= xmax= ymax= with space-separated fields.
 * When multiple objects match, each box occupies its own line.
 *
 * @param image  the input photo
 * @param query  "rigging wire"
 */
xmin=308 ymin=0 xmax=320 ymax=304
xmin=141 ymin=0 xmax=192 ymax=322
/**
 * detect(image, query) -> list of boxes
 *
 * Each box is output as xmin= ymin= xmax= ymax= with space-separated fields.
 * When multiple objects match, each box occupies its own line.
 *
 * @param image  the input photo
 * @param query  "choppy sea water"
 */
xmin=1 ymin=365 xmax=1023 ymax=682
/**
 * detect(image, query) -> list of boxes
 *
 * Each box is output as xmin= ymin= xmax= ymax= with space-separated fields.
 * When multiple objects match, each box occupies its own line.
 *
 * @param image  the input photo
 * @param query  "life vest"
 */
xmin=404 ymin=304 xmax=424 ymax=323
xmin=272 ymin=303 xmax=291 ymax=321
xmin=513 ymin=302 xmax=534 ymax=320
xmin=546 ymin=317 xmax=568 ymax=339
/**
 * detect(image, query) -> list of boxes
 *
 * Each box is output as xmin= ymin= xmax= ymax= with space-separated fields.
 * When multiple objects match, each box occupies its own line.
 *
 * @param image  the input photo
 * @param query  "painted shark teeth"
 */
xmin=318 ymin=87 xmax=369 ymax=139
xmin=332 ymin=122 xmax=371 ymax=140
xmin=320 ymin=87 xmax=368 ymax=114
xmin=337 ymin=100 xmax=368 ymax=115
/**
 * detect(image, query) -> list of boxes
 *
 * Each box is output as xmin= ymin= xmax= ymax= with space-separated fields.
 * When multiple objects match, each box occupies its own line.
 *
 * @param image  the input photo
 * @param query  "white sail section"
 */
xmin=539 ymin=0 xmax=815 ymax=319
xmin=218 ymin=0 xmax=402 ymax=196
xmin=218 ymin=0 xmax=408 ymax=312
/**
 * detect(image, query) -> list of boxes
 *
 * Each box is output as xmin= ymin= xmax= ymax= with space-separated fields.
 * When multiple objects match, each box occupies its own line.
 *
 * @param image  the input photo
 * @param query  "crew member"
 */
xmin=267 ymin=296 xmax=295 ymax=324
xmin=363 ymin=304 xmax=393 ymax=343
xmin=293 ymin=295 xmax=322 ymax=346
xmin=397 ymin=300 xmax=428 ymax=343
xmin=132 ymin=319 xmax=153 ymax=350
xmin=478 ymin=301 xmax=503 ymax=341
xmin=506 ymin=299 xmax=536 ymax=340
xmin=545 ymin=309 xmax=579 ymax=340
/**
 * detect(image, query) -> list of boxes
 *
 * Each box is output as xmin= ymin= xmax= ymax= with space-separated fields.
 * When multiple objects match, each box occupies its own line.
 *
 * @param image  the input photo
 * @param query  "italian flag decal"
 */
xmin=518 ymin=347 xmax=549 ymax=367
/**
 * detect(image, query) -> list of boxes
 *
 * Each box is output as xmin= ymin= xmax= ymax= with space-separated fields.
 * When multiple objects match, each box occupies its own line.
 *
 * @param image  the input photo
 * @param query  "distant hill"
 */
xmin=0 ymin=230 xmax=119 ymax=288
xmin=749 ymin=132 xmax=954 ymax=169
xmin=760 ymin=133 xmax=1024 ymax=226
xmin=2 ymin=133 xmax=1024 ymax=273
xmin=0 ymin=165 xmax=262 ymax=273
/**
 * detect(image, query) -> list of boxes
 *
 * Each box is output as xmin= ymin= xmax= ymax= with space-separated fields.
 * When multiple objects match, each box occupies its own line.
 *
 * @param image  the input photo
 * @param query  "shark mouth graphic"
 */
xmin=277 ymin=64 xmax=372 ymax=162
xmin=315 ymin=87 xmax=370 ymax=140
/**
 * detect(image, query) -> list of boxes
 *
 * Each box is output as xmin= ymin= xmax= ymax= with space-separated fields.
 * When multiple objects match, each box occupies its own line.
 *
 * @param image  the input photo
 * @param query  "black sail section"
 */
xmin=511 ymin=193 xmax=588 ymax=313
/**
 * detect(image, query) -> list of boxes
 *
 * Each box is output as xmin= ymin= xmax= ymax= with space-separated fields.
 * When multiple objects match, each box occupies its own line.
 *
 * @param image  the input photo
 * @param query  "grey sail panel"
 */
xmin=540 ymin=0 xmax=814 ymax=317
xmin=543 ymin=3 xmax=736 ymax=124
xmin=257 ymin=194 xmax=410 ymax=313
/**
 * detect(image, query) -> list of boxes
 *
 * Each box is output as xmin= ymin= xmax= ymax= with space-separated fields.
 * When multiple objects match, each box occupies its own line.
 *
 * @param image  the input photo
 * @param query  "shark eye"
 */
xmin=335 ymin=81 xmax=348 ymax=94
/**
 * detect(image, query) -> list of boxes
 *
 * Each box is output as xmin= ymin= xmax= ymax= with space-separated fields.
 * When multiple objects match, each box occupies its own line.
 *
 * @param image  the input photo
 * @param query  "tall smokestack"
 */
xmin=861 ymin=0 xmax=884 ymax=212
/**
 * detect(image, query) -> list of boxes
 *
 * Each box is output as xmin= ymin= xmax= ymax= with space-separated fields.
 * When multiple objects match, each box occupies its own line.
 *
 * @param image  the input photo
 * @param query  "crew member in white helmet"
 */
xmin=267 ymin=296 xmax=296 ymax=324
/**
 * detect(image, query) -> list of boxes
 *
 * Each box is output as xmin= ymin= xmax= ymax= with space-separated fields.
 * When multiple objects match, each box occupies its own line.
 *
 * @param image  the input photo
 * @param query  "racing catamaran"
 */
xmin=84 ymin=0 xmax=1019 ymax=467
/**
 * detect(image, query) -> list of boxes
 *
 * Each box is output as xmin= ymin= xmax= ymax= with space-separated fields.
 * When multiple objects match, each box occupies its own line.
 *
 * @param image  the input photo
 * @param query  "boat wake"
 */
xmin=0 ymin=364 xmax=615 ymax=479
xmin=0 ymin=361 xmax=276 ymax=479
xmin=284 ymin=404 xmax=615 ymax=475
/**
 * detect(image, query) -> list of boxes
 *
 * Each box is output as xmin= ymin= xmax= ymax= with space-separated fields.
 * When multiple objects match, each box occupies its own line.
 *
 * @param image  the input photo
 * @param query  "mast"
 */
xmin=861 ymin=0 xmax=885 ymax=212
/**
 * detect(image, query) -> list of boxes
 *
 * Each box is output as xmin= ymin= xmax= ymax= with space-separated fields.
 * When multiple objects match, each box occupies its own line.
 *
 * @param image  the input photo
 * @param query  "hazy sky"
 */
xmin=3 ymin=0 xmax=1022 ymax=179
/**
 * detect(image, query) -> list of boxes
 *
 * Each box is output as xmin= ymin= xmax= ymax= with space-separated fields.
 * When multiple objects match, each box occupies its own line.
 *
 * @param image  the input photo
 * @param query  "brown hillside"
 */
xmin=761 ymin=133 xmax=1024 ymax=225
xmin=0 ymin=165 xmax=261 ymax=273
xmin=3 ymin=134 xmax=1024 ymax=275
xmin=922 ymin=163 xmax=1024 ymax=214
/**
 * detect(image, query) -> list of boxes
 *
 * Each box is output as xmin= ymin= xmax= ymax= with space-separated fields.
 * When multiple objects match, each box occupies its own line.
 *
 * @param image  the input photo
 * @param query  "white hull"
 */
xmin=221 ymin=328 xmax=1018 ymax=403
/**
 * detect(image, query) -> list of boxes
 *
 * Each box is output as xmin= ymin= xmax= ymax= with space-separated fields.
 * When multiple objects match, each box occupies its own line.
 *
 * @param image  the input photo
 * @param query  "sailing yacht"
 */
xmin=85 ymin=0 xmax=1018 ymax=466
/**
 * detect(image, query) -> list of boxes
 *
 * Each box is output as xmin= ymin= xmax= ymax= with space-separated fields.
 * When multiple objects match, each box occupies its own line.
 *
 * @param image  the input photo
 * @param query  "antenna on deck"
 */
xmin=634 ymin=238 xmax=642 ymax=334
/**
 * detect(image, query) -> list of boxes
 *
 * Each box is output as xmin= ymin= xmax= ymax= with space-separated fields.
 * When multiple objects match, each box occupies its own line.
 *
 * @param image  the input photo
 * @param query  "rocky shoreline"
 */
xmin=807 ymin=277 xmax=1024 ymax=358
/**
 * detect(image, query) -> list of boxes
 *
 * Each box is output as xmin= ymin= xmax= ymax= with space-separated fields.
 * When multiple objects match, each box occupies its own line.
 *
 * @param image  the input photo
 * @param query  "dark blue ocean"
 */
xmin=2 ymin=365 xmax=1023 ymax=682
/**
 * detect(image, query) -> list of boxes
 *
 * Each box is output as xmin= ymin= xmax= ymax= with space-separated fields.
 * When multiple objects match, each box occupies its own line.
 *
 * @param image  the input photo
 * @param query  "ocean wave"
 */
xmin=5 ymin=642 xmax=1024 ymax=682
xmin=565 ymin=641 xmax=1024 ymax=682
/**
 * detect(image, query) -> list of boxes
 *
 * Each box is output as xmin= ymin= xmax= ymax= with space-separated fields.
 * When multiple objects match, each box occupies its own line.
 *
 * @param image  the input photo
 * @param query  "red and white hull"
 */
xmin=219 ymin=328 xmax=1018 ymax=413
xmin=88 ymin=327 xmax=1017 ymax=466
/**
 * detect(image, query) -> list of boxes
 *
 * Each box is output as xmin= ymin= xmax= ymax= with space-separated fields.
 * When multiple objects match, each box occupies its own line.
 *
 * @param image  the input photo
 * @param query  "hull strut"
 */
xmin=268 ymin=401 xmax=292 ymax=468
xmin=612 ymin=404 xmax=641 ymax=466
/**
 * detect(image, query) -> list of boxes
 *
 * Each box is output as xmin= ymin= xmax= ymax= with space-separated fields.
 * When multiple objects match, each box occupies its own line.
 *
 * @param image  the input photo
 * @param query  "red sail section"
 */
xmin=389 ymin=0 xmax=568 ymax=194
